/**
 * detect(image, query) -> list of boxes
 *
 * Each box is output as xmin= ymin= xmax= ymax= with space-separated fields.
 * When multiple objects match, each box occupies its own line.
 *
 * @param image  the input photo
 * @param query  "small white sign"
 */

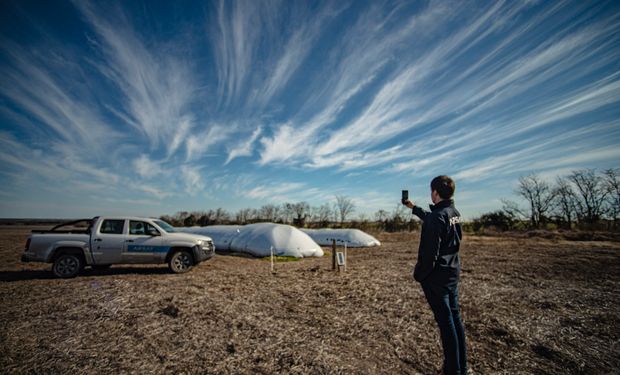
xmin=336 ymin=251 xmax=345 ymax=266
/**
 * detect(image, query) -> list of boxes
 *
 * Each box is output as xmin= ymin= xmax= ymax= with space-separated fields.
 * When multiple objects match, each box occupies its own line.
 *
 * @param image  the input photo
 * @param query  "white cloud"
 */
xmin=180 ymin=165 xmax=205 ymax=195
xmin=225 ymin=126 xmax=262 ymax=164
xmin=211 ymin=0 xmax=267 ymax=106
xmin=73 ymin=0 xmax=196 ymax=157
xmin=247 ymin=182 xmax=305 ymax=200
xmin=453 ymin=119 xmax=620 ymax=182
xmin=259 ymin=123 xmax=308 ymax=165
xmin=185 ymin=123 xmax=238 ymax=162
xmin=133 ymin=184 xmax=172 ymax=200
xmin=0 ymin=41 xmax=120 ymax=156
xmin=0 ymin=131 xmax=122 ymax=195
xmin=133 ymin=155 xmax=162 ymax=178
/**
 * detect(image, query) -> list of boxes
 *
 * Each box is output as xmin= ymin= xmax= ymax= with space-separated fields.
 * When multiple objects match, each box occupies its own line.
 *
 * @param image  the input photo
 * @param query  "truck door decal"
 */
xmin=126 ymin=245 xmax=171 ymax=253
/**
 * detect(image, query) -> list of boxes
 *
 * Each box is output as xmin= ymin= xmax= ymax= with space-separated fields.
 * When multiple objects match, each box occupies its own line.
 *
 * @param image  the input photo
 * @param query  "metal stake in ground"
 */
xmin=332 ymin=239 xmax=336 ymax=270
xmin=344 ymin=241 xmax=347 ymax=272
xmin=270 ymin=245 xmax=275 ymax=274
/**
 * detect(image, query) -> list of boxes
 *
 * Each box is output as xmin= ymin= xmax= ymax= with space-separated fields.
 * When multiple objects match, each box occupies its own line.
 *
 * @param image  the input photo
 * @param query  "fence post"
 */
xmin=344 ymin=241 xmax=347 ymax=272
xmin=270 ymin=245 xmax=274 ymax=274
xmin=332 ymin=239 xmax=336 ymax=270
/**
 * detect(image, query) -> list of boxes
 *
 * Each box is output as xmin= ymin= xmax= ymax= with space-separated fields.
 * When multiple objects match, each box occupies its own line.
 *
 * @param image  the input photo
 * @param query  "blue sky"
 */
xmin=0 ymin=0 xmax=619 ymax=219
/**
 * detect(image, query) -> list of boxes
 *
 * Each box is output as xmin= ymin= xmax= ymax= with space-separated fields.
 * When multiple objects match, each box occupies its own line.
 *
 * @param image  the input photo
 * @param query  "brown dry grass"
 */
xmin=1 ymin=226 xmax=619 ymax=374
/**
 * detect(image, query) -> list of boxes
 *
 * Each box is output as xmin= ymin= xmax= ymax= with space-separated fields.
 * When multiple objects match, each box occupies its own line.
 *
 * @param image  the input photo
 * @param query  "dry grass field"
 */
xmin=1 ymin=225 xmax=619 ymax=374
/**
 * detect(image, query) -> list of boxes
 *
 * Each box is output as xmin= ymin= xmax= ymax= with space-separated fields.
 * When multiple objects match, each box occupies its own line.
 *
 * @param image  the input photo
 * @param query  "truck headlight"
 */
xmin=202 ymin=241 xmax=214 ymax=252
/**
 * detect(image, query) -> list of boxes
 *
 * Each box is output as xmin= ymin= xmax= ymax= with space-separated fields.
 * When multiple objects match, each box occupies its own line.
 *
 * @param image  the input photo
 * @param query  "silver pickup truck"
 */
xmin=21 ymin=216 xmax=215 ymax=278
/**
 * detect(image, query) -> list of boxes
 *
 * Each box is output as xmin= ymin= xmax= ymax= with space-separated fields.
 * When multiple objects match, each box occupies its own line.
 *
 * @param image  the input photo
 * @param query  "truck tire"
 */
xmin=168 ymin=250 xmax=193 ymax=273
xmin=52 ymin=253 xmax=84 ymax=278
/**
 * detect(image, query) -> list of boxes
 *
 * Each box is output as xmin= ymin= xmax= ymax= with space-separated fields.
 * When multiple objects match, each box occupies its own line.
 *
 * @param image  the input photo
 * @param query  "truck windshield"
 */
xmin=153 ymin=220 xmax=177 ymax=233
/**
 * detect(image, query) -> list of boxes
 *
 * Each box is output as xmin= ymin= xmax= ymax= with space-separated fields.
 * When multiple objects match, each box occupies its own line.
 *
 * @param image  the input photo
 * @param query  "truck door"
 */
xmin=91 ymin=219 xmax=127 ymax=264
xmin=123 ymin=221 xmax=165 ymax=263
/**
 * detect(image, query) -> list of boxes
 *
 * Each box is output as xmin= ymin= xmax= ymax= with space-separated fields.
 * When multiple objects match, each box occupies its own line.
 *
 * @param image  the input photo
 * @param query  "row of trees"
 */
xmin=161 ymin=168 xmax=618 ymax=233
xmin=160 ymin=195 xmax=420 ymax=232
xmin=476 ymin=168 xmax=619 ymax=231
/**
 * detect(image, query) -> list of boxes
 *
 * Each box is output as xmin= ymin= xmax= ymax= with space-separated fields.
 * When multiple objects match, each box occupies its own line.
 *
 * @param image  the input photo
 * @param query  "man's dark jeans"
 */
xmin=421 ymin=276 xmax=467 ymax=375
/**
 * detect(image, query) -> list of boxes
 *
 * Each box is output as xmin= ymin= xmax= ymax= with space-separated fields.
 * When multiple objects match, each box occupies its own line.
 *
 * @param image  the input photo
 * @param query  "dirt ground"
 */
xmin=1 ymin=226 xmax=619 ymax=374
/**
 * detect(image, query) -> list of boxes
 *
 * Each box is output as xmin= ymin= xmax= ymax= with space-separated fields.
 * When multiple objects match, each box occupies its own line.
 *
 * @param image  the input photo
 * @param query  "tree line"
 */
xmin=160 ymin=168 xmax=618 ymax=233
xmin=160 ymin=195 xmax=420 ymax=232
xmin=472 ymin=168 xmax=619 ymax=231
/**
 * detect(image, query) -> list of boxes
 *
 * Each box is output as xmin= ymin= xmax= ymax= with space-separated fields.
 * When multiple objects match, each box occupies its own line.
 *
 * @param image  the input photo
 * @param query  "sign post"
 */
xmin=270 ymin=245 xmax=275 ymax=274
xmin=344 ymin=241 xmax=347 ymax=272
xmin=332 ymin=239 xmax=336 ymax=270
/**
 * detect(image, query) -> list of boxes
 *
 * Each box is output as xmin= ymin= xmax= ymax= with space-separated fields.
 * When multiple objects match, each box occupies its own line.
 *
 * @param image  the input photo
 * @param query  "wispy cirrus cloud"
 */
xmin=0 ymin=39 xmax=120 ymax=156
xmin=225 ymin=126 xmax=262 ymax=164
xmin=185 ymin=123 xmax=239 ymax=162
xmin=0 ymin=131 xmax=121 ymax=194
xmin=180 ymin=165 xmax=206 ymax=196
xmin=210 ymin=0 xmax=266 ymax=107
xmin=133 ymin=154 xmax=163 ymax=179
xmin=453 ymin=119 xmax=620 ymax=182
xmin=211 ymin=0 xmax=345 ymax=111
xmin=73 ymin=0 xmax=199 ymax=158
xmin=257 ymin=1 xmax=442 ymax=165
xmin=257 ymin=1 xmax=520 ymax=166
xmin=1 ymin=0 xmax=618 ymax=218
xmin=247 ymin=182 xmax=305 ymax=200
xmin=260 ymin=0 xmax=620 ymax=175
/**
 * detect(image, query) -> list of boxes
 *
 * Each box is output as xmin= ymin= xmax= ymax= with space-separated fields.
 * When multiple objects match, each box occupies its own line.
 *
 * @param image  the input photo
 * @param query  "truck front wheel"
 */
xmin=52 ymin=253 xmax=84 ymax=278
xmin=168 ymin=250 xmax=193 ymax=274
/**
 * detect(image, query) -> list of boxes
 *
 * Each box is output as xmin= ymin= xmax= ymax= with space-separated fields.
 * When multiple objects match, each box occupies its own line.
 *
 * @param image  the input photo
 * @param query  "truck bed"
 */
xmin=30 ymin=219 xmax=93 ymax=235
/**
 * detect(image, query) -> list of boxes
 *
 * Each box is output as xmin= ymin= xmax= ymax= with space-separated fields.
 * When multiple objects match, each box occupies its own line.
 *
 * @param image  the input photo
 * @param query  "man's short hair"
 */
xmin=431 ymin=175 xmax=455 ymax=199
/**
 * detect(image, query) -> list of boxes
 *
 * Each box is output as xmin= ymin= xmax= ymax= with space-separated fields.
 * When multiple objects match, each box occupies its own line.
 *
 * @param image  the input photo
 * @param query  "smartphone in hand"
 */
xmin=401 ymin=190 xmax=409 ymax=204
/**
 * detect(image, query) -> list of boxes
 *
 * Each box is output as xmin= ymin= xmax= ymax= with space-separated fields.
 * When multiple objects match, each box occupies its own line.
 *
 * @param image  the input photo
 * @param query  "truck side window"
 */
xmin=129 ymin=221 xmax=160 ymax=236
xmin=129 ymin=221 xmax=145 ymax=235
xmin=145 ymin=223 xmax=160 ymax=236
xmin=101 ymin=219 xmax=124 ymax=234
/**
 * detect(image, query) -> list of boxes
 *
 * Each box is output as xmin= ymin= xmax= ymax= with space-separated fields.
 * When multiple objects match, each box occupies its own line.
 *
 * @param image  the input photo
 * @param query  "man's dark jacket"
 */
xmin=412 ymin=199 xmax=462 ymax=283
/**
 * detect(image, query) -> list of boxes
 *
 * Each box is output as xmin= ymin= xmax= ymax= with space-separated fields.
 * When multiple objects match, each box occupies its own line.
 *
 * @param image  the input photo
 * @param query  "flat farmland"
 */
xmin=0 ymin=226 xmax=618 ymax=374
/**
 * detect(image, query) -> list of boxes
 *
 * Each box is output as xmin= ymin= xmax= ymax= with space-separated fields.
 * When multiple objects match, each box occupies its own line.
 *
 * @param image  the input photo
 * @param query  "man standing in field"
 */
xmin=403 ymin=175 xmax=466 ymax=375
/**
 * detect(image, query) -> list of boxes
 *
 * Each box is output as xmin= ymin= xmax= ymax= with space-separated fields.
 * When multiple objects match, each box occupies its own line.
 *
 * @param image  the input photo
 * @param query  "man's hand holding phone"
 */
xmin=402 ymin=190 xmax=414 ymax=208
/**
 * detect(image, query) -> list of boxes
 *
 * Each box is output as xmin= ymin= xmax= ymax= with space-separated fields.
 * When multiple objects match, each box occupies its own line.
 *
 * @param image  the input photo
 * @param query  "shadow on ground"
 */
xmin=0 ymin=266 xmax=171 ymax=282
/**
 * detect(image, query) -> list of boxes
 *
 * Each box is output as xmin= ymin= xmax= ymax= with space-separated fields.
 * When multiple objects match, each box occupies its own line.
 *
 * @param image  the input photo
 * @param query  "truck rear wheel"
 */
xmin=168 ymin=250 xmax=193 ymax=273
xmin=52 ymin=253 xmax=83 ymax=278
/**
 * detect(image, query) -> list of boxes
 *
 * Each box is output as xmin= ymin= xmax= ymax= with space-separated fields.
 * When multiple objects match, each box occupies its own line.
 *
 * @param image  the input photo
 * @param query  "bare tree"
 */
xmin=259 ymin=204 xmax=280 ymax=222
xmin=500 ymin=199 xmax=527 ymax=222
xmin=334 ymin=195 xmax=355 ymax=225
xmin=385 ymin=203 xmax=412 ymax=231
xmin=197 ymin=210 xmax=215 ymax=226
xmin=552 ymin=177 xmax=576 ymax=229
xmin=391 ymin=204 xmax=410 ymax=222
xmin=281 ymin=203 xmax=295 ymax=224
xmin=314 ymin=203 xmax=332 ymax=227
xmin=235 ymin=208 xmax=253 ymax=224
xmin=213 ymin=208 xmax=230 ymax=224
xmin=249 ymin=208 xmax=258 ymax=222
xmin=374 ymin=209 xmax=388 ymax=222
xmin=516 ymin=174 xmax=556 ymax=228
xmin=288 ymin=202 xmax=310 ymax=227
xmin=569 ymin=169 xmax=608 ymax=224
xmin=603 ymin=168 xmax=620 ymax=228
xmin=159 ymin=214 xmax=179 ymax=226
xmin=183 ymin=214 xmax=196 ymax=227
xmin=174 ymin=211 xmax=190 ymax=224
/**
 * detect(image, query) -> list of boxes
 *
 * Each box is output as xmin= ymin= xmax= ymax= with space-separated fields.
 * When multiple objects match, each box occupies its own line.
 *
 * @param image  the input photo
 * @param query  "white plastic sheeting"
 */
xmin=300 ymin=228 xmax=381 ymax=247
xmin=180 ymin=223 xmax=324 ymax=258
